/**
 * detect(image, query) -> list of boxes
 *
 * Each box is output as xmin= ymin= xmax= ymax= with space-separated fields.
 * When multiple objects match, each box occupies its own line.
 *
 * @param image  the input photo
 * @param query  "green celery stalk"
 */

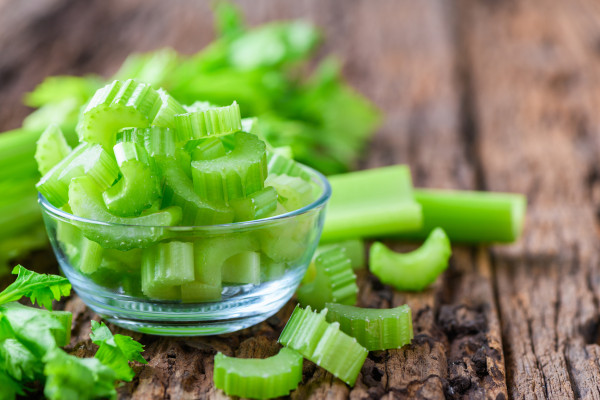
xmin=403 ymin=189 xmax=527 ymax=243
xmin=321 ymin=165 xmax=422 ymax=242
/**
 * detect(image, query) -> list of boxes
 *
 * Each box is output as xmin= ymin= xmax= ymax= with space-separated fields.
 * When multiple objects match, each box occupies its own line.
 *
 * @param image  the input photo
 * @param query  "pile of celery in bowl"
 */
xmin=36 ymin=79 xmax=331 ymax=335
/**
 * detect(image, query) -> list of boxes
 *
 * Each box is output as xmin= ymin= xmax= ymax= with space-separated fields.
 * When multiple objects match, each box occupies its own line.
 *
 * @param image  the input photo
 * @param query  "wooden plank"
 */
xmin=0 ymin=0 xmax=508 ymax=398
xmin=459 ymin=0 xmax=600 ymax=398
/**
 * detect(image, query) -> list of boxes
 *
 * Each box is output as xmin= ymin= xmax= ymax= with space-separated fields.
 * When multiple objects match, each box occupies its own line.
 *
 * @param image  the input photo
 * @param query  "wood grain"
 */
xmin=2 ymin=0 xmax=600 ymax=398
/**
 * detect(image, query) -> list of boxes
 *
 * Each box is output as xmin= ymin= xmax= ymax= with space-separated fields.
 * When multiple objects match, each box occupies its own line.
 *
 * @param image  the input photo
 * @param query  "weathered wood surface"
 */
xmin=1 ymin=0 xmax=600 ymax=398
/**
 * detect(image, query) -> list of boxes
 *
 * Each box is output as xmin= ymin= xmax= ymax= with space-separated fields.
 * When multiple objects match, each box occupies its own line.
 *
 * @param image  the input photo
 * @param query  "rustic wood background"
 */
xmin=2 ymin=0 xmax=600 ymax=398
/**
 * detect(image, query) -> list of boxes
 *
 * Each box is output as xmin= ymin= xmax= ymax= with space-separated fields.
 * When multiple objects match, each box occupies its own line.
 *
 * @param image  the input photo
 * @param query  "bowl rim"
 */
xmin=38 ymin=162 xmax=332 ymax=231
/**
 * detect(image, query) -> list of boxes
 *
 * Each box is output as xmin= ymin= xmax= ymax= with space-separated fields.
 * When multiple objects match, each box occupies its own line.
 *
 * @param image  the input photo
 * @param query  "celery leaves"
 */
xmin=0 ymin=265 xmax=71 ymax=310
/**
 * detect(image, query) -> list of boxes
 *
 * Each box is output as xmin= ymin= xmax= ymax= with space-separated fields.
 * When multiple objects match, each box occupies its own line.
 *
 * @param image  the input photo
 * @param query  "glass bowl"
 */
xmin=39 ymin=165 xmax=331 ymax=336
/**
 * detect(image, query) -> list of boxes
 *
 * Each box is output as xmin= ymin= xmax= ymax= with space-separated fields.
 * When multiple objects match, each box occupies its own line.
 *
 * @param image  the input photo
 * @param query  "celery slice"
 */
xmin=259 ymin=204 xmax=310 ymax=263
xmin=36 ymin=143 xmax=119 ymax=207
xmin=68 ymin=176 xmax=181 ymax=250
xmin=191 ymin=132 xmax=267 ymax=204
xmin=77 ymin=79 xmax=161 ymax=149
xmin=159 ymin=158 xmax=234 ymax=225
xmin=185 ymin=137 xmax=227 ymax=161
xmin=35 ymin=124 xmax=72 ymax=175
xmin=267 ymin=152 xmax=310 ymax=181
xmin=265 ymin=174 xmax=313 ymax=211
xmin=141 ymin=241 xmax=194 ymax=299
xmin=151 ymin=89 xmax=187 ymax=129
xmin=181 ymin=282 xmax=222 ymax=303
xmin=174 ymin=101 xmax=242 ymax=140
xmin=230 ymin=186 xmax=277 ymax=222
xmin=321 ymin=166 xmax=423 ymax=242
xmin=325 ymin=303 xmax=413 ymax=351
xmin=279 ymin=305 xmax=367 ymax=386
xmin=78 ymin=238 xmax=103 ymax=275
xmin=213 ymin=347 xmax=303 ymax=399
xmin=141 ymin=126 xmax=178 ymax=159
xmin=222 ymin=251 xmax=260 ymax=285
xmin=297 ymin=246 xmax=357 ymax=310
xmin=370 ymin=227 xmax=451 ymax=291
xmin=103 ymin=142 xmax=160 ymax=217
xmin=400 ymin=189 xmax=527 ymax=243
xmin=318 ymin=239 xmax=365 ymax=270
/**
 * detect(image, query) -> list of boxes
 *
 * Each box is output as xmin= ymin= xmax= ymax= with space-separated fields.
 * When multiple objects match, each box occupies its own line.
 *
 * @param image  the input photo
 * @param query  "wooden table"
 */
xmin=2 ymin=0 xmax=600 ymax=398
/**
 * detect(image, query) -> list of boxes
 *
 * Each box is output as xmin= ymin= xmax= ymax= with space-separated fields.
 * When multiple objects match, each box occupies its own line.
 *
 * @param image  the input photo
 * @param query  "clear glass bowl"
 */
xmin=39 ymin=165 xmax=331 ymax=336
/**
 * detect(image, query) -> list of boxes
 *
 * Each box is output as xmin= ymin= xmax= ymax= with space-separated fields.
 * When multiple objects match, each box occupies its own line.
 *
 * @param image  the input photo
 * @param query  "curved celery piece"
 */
xmin=185 ymin=137 xmax=227 ymax=161
xmin=159 ymin=158 xmax=234 ymax=225
xmin=279 ymin=305 xmax=367 ymax=386
xmin=35 ymin=124 xmax=72 ymax=175
xmin=267 ymin=152 xmax=310 ymax=181
xmin=191 ymin=131 xmax=267 ymax=204
xmin=174 ymin=101 xmax=242 ymax=141
xmin=259 ymin=204 xmax=313 ymax=263
xmin=141 ymin=241 xmax=195 ymax=300
xmin=324 ymin=303 xmax=413 ymax=351
xmin=68 ymin=176 xmax=181 ymax=251
xmin=77 ymin=79 xmax=161 ymax=149
xmin=213 ymin=347 xmax=303 ymax=399
xmin=103 ymin=142 xmax=161 ymax=217
xmin=297 ymin=245 xmax=357 ymax=310
xmin=265 ymin=174 xmax=313 ymax=211
xmin=318 ymin=239 xmax=365 ymax=270
xmin=141 ymin=126 xmax=178 ymax=159
xmin=151 ymin=89 xmax=186 ymax=129
xmin=182 ymin=235 xmax=259 ymax=302
xmin=370 ymin=227 xmax=451 ymax=291
xmin=230 ymin=186 xmax=277 ymax=222
xmin=36 ymin=143 xmax=119 ymax=207
xmin=222 ymin=251 xmax=260 ymax=285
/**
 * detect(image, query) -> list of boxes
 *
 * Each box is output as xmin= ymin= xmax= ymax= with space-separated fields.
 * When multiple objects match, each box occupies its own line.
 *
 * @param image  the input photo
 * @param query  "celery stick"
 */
xmin=222 ymin=251 xmax=260 ymax=284
xmin=321 ymin=166 xmax=422 ymax=242
xmin=318 ymin=239 xmax=364 ymax=270
xmin=400 ymin=189 xmax=527 ymax=243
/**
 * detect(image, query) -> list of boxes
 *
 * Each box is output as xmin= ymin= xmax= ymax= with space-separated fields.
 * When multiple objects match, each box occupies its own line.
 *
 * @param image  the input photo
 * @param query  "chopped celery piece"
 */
xmin=213 ymin=347 xmax=303 ymax=399
xmin=266 ymin=174 xmax=313 ymax=211
xmin=159 ymin=158 xmax=234 ymax=225
xmin=222 ymin=251 xmax=260 ymax=284
xmin=185 ymin=137 xmax=227 ymax=161
xmin=399 ymin=189 xmax=527 ymax=243
xmin=322 ymin=166 xmax=423 ymax=242
xmin=141 ymin=242 xmax=194 ymax=299
xmin=260 ymin=205 xmax=309 ymax=263
xmin=370 ymin=227 xmax=452 ymax=291
xmin=174 ymin=101 xmax=242 ymax=140
xmin=68 ymin=176 xmax=181 ymax=250
xmin=279 ymin=305 xmax=367 ymax=386
xmin=297 ymin=245 xmax=357 ymax=310
xmin=37 ymin=143 xmax=119 ymax=207
xmin=318 ymin=239 xmax=365 ymax=270
xmin=151 ymin=89 xmax=187 ymax=129
xmin=267 ymin=152 xmax=310 ymax=181
xmin=325 ymin=303 xmax=413 ymax=351
xmin=103 ymin=142 xmax=160 ymax=216
xmin=261 ymin=256 xmax=286 ymax=281
xmin=77 ymin=79 xmax=161 ymax=149
xmin=191 ymin=131 xmax=267 ymax=204
xmin=140 ymin=126 xmax=178 ymax=159
xmin=78 ymin=238 xmax=103 ymax=275
xmin=230 ymin=186 xmax=277 ymax=222
xmin=35 ymin=124 xmax=72 ymax=175
xmin=181 ymin=282 xmax=222 ymax=303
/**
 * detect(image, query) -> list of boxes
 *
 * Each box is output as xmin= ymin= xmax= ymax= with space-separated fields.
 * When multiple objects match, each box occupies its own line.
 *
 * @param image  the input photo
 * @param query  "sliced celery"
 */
xmin=181 ymin=282 xmax=222 ymax=303
xmin=261 ymin=256 xmax=286 ymax=281
xmin=151 ymin=89 xmax=187 ymax=129
xmin=266 ymin=174 xmax=313 ymax=211
xmin=230 ymin=186 xmax=277 ymax=222
xmin=103 ymin=142 xmax=160 ymax=217
xmin=318 ymin=239 xmax=365 ymax=270
xmin=279 ymin=305 xmax=367 ymax=386
xmin=222 ymin=251 xmax=260 ymax=285
xmin=141 ymin=126 xmax=178 ymax=159
xmin=77 ymin=79 xmax=161 ymax=149
xmin=68 ymin=176 xmax=181 ymax=250
xmin=321 ymin=166 xmax=423 ymax=242
xmin=159 ymin=158 xmax=234 ymax=225
xmin=399 ymin=189 xmax=527 ymax=243
xmin=325 ymin=303 xmax=413 ymax=351
xmin=370 ymin=228 xmax=452 ymax=291
xmin=78 ymin=238 xmax=103 ymax=275
xmin=185 ymin=137 xmax=227 ymax=161
xmin=259 ymin=204 xmax=312 ymax=263
xmin=174 ymin=101 xmax=242 ymax=140
xmin=191 ymin=132 xmax=267 ymax=204
xmin=141 ymin=242 xmax=195 ymax=299
xmin=297 ymin=245 xmax=357 ymax=310
xmin=34 ymin=124 xmax=72 ymax=175
xmin=36 ymin=143 xmax=119 ymax=207
xmin=213 ymin=347 xmax=303 ymax=399
xmin=267 ymin=152 xmax=310 ymax=181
